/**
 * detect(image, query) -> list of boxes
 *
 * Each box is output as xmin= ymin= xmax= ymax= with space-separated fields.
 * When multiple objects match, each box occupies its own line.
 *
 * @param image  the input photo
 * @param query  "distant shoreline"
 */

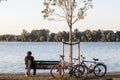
xmin=0 ymin=29 xmax=120 ymax=42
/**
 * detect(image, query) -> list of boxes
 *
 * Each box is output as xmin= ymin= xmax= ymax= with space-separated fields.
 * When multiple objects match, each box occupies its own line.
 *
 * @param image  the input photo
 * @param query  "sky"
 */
xmin=0 ymin=0 xmax=120 ymax=35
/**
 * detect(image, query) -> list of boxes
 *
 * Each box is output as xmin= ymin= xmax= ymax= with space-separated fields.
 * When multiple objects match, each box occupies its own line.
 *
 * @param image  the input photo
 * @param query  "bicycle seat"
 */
xmin=93 ymin=58 xmax=99 ymax=61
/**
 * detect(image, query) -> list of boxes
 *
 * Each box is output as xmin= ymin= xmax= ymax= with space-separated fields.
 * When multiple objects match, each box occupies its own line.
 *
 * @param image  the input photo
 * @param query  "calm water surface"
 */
xmin=0 ymin=42 xmax=120 ymax=73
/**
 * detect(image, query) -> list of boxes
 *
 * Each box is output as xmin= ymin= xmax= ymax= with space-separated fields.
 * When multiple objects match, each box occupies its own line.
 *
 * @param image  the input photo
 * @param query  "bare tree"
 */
xmin=42 ymin=0 xmax=93 ymax=72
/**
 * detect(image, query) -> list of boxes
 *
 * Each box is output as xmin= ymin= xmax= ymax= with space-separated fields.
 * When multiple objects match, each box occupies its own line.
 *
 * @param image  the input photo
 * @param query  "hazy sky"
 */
xmin=0 ymin=0 xmax=120 ymax=35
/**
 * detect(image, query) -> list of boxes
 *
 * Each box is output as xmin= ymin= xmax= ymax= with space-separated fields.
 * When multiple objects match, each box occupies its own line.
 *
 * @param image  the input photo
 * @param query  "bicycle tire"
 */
xmin=93 ymin=63 xmax=107 ymax=77
xmin=50 ymin=65 xmax=63 ymax=78
xmin=73 ymin=64 xmax=85 ymax=78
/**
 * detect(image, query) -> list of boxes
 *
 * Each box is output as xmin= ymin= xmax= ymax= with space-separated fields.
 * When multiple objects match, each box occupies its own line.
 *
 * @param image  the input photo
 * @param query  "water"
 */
xmin=0 ymin=42 xmax=120 ymax=73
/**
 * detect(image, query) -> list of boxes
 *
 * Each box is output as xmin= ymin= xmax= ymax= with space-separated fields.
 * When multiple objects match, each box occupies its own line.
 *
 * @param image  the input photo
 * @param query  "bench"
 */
xmin=25 ymin=60 xmax=59 ymax=75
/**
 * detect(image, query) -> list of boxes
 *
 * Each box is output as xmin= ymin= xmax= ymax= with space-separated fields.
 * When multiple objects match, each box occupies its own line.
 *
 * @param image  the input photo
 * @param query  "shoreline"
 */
xmin=0 ymin=72 xmax=120 ymax=80
xmin=0 ymin=72 xmax=120 ymax=75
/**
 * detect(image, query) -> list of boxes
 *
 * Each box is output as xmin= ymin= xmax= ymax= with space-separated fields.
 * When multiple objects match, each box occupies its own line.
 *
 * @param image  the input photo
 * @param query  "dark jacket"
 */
xmin=25 ymin=56 xmax=35 ymax=69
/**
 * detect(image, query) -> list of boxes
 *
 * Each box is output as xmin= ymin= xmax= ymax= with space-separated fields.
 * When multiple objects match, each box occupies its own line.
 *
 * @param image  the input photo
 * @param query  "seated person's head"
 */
xmin=27 ymin=51 xmax=32 ymax=56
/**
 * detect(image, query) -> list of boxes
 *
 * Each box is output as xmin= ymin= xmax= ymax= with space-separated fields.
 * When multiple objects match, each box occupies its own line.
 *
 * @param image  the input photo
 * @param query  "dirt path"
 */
xmin=0 ymin=72 xmax=120 ymax=80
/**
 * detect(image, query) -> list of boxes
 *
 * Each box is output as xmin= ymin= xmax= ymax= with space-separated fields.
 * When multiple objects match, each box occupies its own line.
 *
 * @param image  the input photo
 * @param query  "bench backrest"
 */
xmin=25 ymin=60 xmax=59 ymax=69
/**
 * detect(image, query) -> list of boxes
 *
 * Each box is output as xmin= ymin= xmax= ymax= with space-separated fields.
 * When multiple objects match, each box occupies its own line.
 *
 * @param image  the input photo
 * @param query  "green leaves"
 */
xmin=41 ymin=0 xmax=93 ymax=22
xmin=58 ymin=0 xmax=63 ymax=6
xmin=42 ymin=0 xmax=56 ymax=19
xmin=77 ymin=0 xmax=93 ymax=20
xmin=77 ymin=7 xmax=86 ymax=19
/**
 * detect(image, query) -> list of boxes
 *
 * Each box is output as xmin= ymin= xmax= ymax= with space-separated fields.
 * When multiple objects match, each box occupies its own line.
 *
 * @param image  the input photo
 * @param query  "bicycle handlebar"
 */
xmin=60 ymin=55 xmax=64 ymax=58
xmin=59 ymin=55 xmax=78 ymax=64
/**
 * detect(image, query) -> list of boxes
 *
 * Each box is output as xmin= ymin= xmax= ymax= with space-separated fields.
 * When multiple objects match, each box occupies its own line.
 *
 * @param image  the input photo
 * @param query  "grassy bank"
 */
xmin=0 ymin=72 xmax=120 ymax=80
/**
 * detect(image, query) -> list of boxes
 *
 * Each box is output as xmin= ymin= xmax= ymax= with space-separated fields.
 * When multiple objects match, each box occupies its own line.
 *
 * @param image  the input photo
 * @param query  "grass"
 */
xmin=0 ymin=72 xmax=120 ymax=80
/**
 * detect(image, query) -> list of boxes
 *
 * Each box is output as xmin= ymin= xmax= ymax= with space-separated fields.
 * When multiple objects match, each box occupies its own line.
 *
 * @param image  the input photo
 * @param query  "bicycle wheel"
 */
xmin=93 ymin=63 xmax=107 ymax=77
xmin=73 ymin=64 xmax=85 ymax=78
xmin=50 ymin=65 xmax=63 ymax=78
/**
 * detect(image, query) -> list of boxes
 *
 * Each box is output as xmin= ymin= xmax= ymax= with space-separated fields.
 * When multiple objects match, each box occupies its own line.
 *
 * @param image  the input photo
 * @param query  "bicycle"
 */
xmin=76 ymin=55 xmax=107 ymax=77
xmin=50 ymin=55 xmax=82 ymax=78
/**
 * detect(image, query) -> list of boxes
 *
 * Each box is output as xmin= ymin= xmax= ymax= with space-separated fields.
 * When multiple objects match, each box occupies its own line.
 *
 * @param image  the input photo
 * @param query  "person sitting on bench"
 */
xmin=24 ymin=51 xmax=35 ymax=76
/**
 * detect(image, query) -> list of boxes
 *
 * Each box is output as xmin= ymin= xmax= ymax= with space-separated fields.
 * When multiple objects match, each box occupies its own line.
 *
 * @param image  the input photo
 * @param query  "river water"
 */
xmin=0 ymin=42 xmax=120 ymax=73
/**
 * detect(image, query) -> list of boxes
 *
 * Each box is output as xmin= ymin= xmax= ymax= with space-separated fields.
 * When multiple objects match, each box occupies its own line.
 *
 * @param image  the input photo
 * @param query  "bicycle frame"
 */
xmin=82 ymin=58 xmax=97 ymax=65
xmin=81 ymin=59 xmax=97 ymax=73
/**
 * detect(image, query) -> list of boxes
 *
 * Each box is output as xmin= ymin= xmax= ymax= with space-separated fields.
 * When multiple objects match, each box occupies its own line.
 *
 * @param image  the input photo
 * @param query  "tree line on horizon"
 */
xmin=0 ymin=29 xmax=120 ymax=42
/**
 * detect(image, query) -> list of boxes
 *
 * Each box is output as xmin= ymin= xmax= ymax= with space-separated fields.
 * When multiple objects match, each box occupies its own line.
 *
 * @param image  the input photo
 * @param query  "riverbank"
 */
xmin=0 ymin=72 xmax=120 ymax=80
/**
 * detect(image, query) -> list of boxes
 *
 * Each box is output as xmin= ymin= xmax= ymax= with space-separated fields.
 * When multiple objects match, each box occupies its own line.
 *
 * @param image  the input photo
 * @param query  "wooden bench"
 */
xmin=25 ymin=60 xmax=59 ymax=75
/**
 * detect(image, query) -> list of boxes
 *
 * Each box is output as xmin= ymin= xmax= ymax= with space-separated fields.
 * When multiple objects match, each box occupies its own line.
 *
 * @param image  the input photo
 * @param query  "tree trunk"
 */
xmin=69 ymin=26 xmax=73 ymax=72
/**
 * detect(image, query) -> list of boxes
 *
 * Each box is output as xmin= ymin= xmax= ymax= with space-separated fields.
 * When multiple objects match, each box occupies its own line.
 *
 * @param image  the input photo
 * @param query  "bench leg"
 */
xmin=33 ymin=69 xmax=36 ymax=75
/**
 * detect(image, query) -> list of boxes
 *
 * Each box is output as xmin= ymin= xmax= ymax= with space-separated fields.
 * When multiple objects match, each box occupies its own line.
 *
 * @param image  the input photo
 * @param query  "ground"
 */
xmin=0 ymin=72 xmax=120 ymax=80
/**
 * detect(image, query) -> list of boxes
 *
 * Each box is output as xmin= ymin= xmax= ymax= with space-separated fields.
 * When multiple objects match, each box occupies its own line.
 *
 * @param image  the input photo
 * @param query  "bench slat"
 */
xmin=34 ymin=60 xmax=59 ymax=65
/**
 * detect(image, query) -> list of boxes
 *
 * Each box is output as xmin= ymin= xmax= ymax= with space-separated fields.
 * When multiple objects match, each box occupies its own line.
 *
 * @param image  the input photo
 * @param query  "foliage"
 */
xmin=41 ymin=0 xmax=93 ymax=23
xmin=0 ymin=29 xmax=120 ymax=42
